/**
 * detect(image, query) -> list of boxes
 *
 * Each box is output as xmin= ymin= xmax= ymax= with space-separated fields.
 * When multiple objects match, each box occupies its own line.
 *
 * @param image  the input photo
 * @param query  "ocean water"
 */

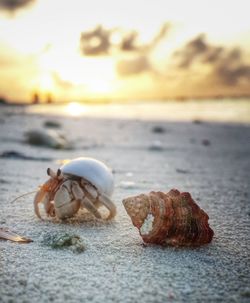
xmin=3 ymin=99 xmax=250 ymax=123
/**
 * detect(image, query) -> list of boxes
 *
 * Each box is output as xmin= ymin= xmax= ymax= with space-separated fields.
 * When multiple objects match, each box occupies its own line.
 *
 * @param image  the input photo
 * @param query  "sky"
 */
xmin=0 ymin=0 xmax=250 ymax=103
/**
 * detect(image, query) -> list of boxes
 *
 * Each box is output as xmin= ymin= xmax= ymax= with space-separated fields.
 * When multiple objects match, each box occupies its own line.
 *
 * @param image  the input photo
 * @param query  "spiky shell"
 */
xmin=123 ymin=189 xmax=214 ymax=246
xmin=60 ymin=157 xmax=114 ymax=197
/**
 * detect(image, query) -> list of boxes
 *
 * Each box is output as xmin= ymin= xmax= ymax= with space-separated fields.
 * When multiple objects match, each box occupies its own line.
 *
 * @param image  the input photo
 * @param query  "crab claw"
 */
xmin=34 ymin=169 xmax=63 ymax=219
xmin=33 ymin=187 xmax=49 ymax=219
xmin=34 ymin=186 xmax=57 ymax=219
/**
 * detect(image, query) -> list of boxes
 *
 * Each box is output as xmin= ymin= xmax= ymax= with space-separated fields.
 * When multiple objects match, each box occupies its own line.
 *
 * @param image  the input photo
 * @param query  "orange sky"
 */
xmin=0 ymin=0 xmax=250 ymax=103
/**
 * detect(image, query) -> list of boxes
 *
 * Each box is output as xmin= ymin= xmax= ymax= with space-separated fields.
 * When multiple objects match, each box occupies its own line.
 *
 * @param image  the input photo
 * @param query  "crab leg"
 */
xmin=72 ymin=182 xmax=102 ymax=219
xmin=81 ymin=196 xmax=102 ymax=219
xmin=0 ymin=228 xmax=32 ymax=243
xmin=80 ymin=180 xmax=116 ymax=219
xmin=98 ymin=193 xmax=116 ymax=220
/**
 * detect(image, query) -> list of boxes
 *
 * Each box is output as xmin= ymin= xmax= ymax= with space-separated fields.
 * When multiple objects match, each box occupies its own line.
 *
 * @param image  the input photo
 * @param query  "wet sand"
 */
xmin=0 ymin=104 xmax=250 ymax=303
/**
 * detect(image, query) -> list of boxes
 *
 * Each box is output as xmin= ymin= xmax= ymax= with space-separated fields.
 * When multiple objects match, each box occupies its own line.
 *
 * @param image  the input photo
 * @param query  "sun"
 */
xmin=65 ymin=102 xmax=87 ymax=116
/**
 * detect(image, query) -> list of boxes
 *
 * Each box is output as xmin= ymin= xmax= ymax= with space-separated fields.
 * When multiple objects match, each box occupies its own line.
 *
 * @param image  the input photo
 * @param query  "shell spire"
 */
xmin=123 ymin=189 xmax=214 ymax=246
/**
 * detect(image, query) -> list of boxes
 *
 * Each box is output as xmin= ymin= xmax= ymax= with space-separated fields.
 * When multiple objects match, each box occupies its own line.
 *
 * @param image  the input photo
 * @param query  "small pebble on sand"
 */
xmin=120 ymin=181 xmax=136 ymax=189
xmin=25 ymin=129 xmax=72 ymax=149
xmin=44 ymin=120 xmax=62 ymax=128
xmin=202 ymin=139 xmax=211 ymax=146
xmin=148 ymin=140 xmax=164 ymax=151
xmin=152 ymin=126 xmax=166 ymax=133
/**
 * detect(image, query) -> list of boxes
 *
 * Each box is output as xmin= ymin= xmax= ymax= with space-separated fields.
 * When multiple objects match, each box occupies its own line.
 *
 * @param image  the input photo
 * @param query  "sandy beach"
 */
xmin=0 ymin=101 xmax=250 ymax=303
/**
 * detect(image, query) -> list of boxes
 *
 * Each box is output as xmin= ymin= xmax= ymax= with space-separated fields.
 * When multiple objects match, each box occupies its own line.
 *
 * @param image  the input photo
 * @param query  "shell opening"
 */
xmin=140 ymin=213 xmax=154 ymax=235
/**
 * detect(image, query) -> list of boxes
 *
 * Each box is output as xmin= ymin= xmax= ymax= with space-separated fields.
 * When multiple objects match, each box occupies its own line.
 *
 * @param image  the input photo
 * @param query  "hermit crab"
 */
xmin=34 ymin=157 xmax=116 ymax=220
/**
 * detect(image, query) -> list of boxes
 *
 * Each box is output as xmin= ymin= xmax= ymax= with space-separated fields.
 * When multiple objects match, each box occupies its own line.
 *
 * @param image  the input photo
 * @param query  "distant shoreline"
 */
xmin=1 ymin=95 xmax=250 ymax=106
xmin=1 ymin=98 xmax=248 ymax=124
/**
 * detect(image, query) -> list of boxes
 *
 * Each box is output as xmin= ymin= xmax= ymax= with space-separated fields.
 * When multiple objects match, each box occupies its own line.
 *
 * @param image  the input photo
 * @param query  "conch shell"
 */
xmin=123 ymin=189 xmax=214 ymax=246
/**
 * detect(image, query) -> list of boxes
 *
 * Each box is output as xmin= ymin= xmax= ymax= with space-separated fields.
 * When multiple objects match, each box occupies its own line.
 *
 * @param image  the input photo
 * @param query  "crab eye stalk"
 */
xmin=57 ymin=168 xmax=63 ymax=180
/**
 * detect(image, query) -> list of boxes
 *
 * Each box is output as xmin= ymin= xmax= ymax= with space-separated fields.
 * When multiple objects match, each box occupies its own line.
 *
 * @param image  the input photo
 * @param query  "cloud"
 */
xmin=119 ymin=31 xmax=138 ymax=51
xmin=213 ymin=48 xmax=250 ymax=85
xmin=118 ymin=22 xmax=170 ymax=53
xmin=149 ymin=23 xmax=170 ymax=50
xmin=0 ymin=0 xmax=35 ymax=12
xmin=174 ymin=34 xmax=250 ymax=86
xmin=80 ymin=25 xmax=112 ymax=56
xmin=175 ymin=34 xmax=216 ymax=68
xmin=52 ymin=73 xmax=75 ymax=90
xmin=115 ymin=23 xmax=170 ymax=78
xmin=116 ymin=55 xmax=151 ymax=77
xmin=79 ymin=23 xmax=171 ymax=56
xmin=80 ymin=23 xmax=170 ymax=79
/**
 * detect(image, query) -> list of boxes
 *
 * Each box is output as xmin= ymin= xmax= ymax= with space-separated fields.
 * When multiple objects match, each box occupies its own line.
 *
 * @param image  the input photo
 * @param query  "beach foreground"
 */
xmin=0 ymin=104 xmax=250 ymax=303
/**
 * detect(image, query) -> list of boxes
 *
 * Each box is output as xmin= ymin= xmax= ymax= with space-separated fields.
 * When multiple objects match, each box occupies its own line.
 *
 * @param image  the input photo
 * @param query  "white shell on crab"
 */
xmin=60 ymin=157 xmax=114 ymax=196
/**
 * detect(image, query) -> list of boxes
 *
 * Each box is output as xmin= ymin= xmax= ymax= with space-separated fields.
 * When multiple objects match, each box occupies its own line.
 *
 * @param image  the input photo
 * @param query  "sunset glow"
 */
xmin=66 ymin=102 xmax=87 ymax=117
xmin=0 ymin=0 xmax=249 ymax=103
